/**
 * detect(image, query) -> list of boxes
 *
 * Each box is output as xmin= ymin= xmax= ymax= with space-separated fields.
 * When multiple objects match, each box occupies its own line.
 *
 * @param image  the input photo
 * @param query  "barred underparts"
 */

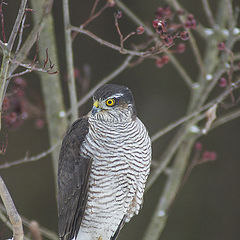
xmin=58 ymin=84 xmax=152 ymax=240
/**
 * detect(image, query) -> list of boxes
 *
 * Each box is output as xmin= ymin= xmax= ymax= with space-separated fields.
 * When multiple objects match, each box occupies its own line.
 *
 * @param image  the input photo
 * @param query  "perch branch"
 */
xmin=0 ymin=176 xmax=24 ymax=240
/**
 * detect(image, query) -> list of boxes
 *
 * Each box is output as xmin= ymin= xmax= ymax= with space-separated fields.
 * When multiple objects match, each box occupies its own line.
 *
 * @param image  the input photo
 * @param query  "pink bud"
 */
xmin=136 ymin=26 xmax=145 ymax=35
xmin=155 ymin=58 xmax=164 ymax=68
xmin=219 ymin=77 xmax=227 ymax=87
xmin=180 ymin=31 xmax=189 ymax=40
xmin=176 ymin=43 xmax=186 ymax=53
xmin=217 ymin=42 xmax=225 ymax=51
xmin=161 ymin=55 xmax=169 ymax=64
xmin=116 ymin=10 xmax=122 ymax=19
xmin=195 ymin=142 xmax=202 ymax=151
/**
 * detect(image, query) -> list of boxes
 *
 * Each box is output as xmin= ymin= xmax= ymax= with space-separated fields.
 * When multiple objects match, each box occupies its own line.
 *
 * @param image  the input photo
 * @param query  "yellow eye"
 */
xmin=106 ymin=98 xmax=115 ymax=107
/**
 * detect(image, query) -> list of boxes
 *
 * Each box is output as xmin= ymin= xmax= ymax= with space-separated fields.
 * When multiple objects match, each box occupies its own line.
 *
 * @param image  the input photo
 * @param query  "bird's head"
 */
xmin=90 ymin=84 xmax=137 ymax=122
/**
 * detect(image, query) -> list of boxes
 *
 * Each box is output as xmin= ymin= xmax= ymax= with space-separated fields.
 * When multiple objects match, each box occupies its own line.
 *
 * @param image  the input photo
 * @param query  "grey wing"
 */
xmin=58 ymin=117 xmax=92 ymax=240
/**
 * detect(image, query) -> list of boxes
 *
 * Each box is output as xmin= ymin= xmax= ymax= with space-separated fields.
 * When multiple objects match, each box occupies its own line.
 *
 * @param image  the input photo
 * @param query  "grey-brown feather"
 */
xmin=58 ymin=117 xmax=92 ymax=240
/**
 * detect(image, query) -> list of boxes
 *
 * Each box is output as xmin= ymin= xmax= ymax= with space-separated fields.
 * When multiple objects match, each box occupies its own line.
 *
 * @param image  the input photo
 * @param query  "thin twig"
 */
xmin=29 ymin=221 xmax=43 ymax=240
xmin=71 ymin=26 xmax=163 ymax=57
xmin=211 ymin=108 xmax=240 ymax=130
xmin=0 ymin=143 xmax=60 ymax=169
xmin=90 ymin=0 xmax=100 ymax=17
xmin=81 ymin=1 xmax=109 ymax=29
xmin=147 ymin=78 xmax=240 ymax=191
xmin=63 ymin=0 xmax=78 ymax=122
xmin=8 ymin=0 xmax=54 ymax=77
xmin=9 ymin=59 xmax=58 ymax=75
xmin=114 ymin=13 xmax=124 ymax=51
xmin=8 ymin=68 xmax=32 ymax=79
xmin=0 ymin=1 xmax=6 ymax=42
xmin=166 ymin=0 xmax=205 ymax=76
xmin=0 ymin=56 xmax=133 ymax=169
xmin=226 ymin=0 xmax=235 ymax=32
xmin=201 ymin=0 xmax=216 ymax=27
xmin=0 ymin=204 xmax=58 ymax=240
xmin=168 ymin=54 xmax=193 ymax=88
xmin=15 ymin=12 xmax=26 ymax=54
xmin=0 ymin=210 xmax=32 ymax=240
xmin=8 ymin=0 xmax=28 ymax=51
xmin=0 ymin=176 xmax=24 ymax=240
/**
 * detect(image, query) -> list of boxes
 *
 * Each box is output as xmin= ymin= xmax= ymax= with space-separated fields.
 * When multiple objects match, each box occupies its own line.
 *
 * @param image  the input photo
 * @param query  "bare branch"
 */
xmin=8 ymin=0 xmax=28 ymax=51
xmin=29 ymin=221 xmax=43 ymax=240
xmin=165 ymin=0 xmax=205 ymax=76
xmin=81 ymin=1 xmax=109 ymax=29
xmin=15 ymin=11 xmax=26 ymax=54
xmin=63 ymin=0 xmax=78 ymax=122
xmin=0 ymin=176 xmax=24 ymax=240
xmin=147 ymin=78 xmax=240 ymax=191
xmin=0 ymin=143 xmax=59 ymax=169
xmin=0 ymin=1 xmax=6 ymax=42
xmin=71 ymin=26 xmax=166 ymax=57
xmin=0 ymin=204 xmax=58 ymax=240
xmin=201 ymin=0 xmax=216 ymax=27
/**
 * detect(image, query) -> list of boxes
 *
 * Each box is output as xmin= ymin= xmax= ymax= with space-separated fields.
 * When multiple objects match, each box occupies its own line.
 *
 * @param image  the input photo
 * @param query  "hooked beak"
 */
xmin=92 ymin=101 xmax=101 ymax=116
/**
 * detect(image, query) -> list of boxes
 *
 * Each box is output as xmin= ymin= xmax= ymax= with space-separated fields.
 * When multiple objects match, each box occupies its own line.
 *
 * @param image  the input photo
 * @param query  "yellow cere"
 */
xmin=93 ymin=101 xmax=99 ymax=108
xmin=106 ymin=98 xmax=115 ymax=106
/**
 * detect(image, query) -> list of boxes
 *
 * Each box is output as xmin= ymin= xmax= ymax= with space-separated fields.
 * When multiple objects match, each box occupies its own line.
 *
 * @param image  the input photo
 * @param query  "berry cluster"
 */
xmin=156 ymin=55 xmax=169 ymax=68
xmin=195 ymin=141 xmax=217 ymax=163
xmin=151 ymin=5 xmax=196 ymax=68
xmin=2 ymin=77 xmax=44 ymax=130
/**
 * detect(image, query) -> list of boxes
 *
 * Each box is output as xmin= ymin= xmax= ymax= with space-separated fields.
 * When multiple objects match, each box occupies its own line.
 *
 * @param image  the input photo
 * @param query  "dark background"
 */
xmin=0 ymin=0 xmax=240 ymax=240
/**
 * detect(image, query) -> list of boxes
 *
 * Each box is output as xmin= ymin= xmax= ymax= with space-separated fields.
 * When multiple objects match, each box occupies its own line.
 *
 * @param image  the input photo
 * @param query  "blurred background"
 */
xmin=0 ymin=0 xmax=240 ymax=239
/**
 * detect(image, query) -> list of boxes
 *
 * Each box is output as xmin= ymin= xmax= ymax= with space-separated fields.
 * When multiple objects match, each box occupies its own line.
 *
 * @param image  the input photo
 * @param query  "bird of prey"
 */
xmin=58 ymin=84 xmax=151 ymax=240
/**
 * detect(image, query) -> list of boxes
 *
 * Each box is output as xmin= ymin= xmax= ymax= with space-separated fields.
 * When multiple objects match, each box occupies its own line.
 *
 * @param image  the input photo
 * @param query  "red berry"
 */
xmin=74 ymin=68 xmax=80 ymax=78
xmin=217 ymin=42 xmax=225 ymax=51
xmin=202 ymin=151 xmax=211 ymax=160
xmin=177 ymin=9 xmax=184 ymax=15
xmin=136 ymin=26 xmax=145 ymax=35
xmin=14 ymin=77 xmax=27 ymax=88
xmin=155 ymin=58 xmax=164 ymax=68
xmin=163 ymin=35 xmax=173 ymax=46
xmin=176 ymin=43 xmax=186 ymax=53
xmin=219 ymin=77 xmax=227 ymax=87
xmin=187 ymin=14 xmax=194 ymax=20
xmin=195 ymin=142 xmax=202 ymax=151
xmin=2 ymin=97 xmax=9 ymax=111
xmin=152 ymin=19 xmax=159 ymax=28
xmin=180 ymin=31 xmax=189 ymax=40
xmin=209 ymin=152 xmax=217 ymax=161
xmin=107 ymin=0 xmax=115 ymax=7
xmin=35 ymin=119 xmax=45 ymax=129
xmin=161 ymin=55 xmax=169 ymax=64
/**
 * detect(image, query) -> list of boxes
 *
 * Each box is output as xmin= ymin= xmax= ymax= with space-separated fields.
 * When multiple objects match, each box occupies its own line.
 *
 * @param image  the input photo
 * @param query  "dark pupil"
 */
xmin=108 ymin=100 xmax=113 ymax=105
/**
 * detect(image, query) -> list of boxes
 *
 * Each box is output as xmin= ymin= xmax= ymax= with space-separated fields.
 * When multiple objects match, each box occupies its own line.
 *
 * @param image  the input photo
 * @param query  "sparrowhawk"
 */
xmin=58 ymin=84 xmax=151 ymax=240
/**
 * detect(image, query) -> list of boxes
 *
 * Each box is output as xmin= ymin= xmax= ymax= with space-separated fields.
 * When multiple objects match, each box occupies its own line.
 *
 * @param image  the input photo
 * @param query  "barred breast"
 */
xmin=77 ymin=116 xmax=151 ymax=240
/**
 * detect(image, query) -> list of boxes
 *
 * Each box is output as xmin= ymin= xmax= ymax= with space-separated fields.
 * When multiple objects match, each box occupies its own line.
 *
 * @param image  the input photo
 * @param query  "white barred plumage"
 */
xmin=58 ymin=84 xmax=151 ymax=240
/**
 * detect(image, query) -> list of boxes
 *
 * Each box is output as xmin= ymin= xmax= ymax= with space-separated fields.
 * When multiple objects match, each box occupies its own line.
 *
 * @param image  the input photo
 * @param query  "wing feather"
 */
xmin=58 ymin=117 xmax=92 ymax=240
